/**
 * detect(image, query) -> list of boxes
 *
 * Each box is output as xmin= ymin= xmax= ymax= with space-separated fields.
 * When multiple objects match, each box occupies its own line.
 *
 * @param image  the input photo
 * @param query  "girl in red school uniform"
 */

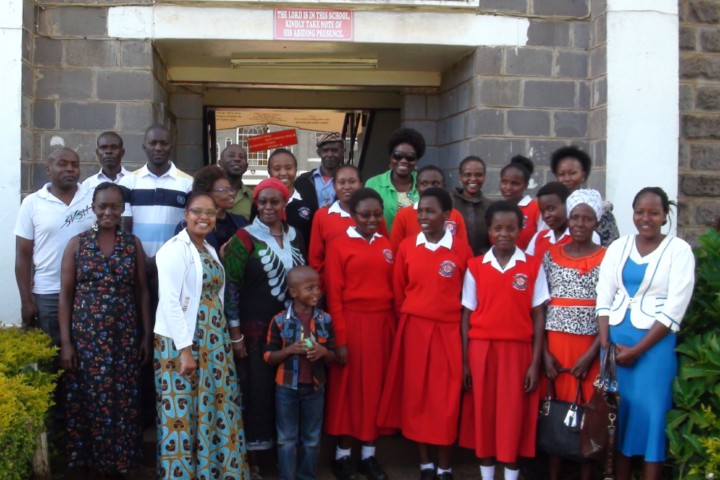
xmin=499 ymin=155 xmax=543 ymax=250
xmin=525 ymin=182 xmax=571 ymax=258
xmin=324 ymin=188 xmax=396 ymax=480
xmin=458 ymin=201 xmax=549 ymax=480
xmin=309 ymin=165 xmax=387 ymax=285
xmin=379 ymin=188 xmax=473 ymax=480
xmin=390 ymin=165 xmax=469 ymax=252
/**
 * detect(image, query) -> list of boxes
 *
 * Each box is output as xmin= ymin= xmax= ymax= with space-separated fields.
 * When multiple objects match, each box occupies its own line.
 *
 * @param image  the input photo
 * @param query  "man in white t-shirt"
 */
xmin=82 ymin=131 xmax=131 ymax=191
xmin=15 ymin=148 xmax=94 ymax=344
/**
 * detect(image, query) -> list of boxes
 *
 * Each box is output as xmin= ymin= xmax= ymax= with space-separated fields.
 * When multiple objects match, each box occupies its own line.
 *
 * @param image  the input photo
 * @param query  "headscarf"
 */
xmin=566 ymin=188 xmax=603 ymax=220
xmin=253 ymin=177 xmax=290 ymax=203
xmin=253 ymin=177 xmax=290 ymax=221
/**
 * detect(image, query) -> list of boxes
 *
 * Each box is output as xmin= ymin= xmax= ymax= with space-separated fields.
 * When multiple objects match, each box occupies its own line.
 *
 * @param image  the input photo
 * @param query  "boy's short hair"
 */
xmin=287 ymin=265 xmax=319 ymax=291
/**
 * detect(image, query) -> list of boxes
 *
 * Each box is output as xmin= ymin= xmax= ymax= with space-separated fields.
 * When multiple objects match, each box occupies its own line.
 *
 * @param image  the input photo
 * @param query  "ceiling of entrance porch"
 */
xmin=155 ymin=39 xmax=474 ymax=88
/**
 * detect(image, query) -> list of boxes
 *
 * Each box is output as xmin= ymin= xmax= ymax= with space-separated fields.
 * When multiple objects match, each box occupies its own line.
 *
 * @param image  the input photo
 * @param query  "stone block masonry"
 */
xmin=423 ymin=11 xmax=593 ymax=199
xmin=22 ymin=1 xmax=169 ymax=191
xmin=679 ymin=0 xmax=720 ymax=241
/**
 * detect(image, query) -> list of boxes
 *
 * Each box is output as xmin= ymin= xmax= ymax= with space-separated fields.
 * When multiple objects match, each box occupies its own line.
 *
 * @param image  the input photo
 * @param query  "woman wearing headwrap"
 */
xmin=540 ymin=189 xmax=606 ymax=480
xmin=224 ymin=177 xmax=306 ymax=477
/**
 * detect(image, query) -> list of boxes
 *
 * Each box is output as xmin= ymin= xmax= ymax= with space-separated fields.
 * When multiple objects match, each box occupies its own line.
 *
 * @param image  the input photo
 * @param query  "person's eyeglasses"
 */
xmin=212 ymin=187 xmax=237 ymax=194
xmin=187 ymin=207 xmax=218 ymax=217
xmin=391 ymin=151 xmax=418 ymax=162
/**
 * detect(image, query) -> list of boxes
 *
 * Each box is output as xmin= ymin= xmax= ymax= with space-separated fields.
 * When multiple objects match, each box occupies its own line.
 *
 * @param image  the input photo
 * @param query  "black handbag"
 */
xmin=580 ymin=344 xmax=620 ymax=480
xmin=537 ymin=369 xmax=586 ymax=461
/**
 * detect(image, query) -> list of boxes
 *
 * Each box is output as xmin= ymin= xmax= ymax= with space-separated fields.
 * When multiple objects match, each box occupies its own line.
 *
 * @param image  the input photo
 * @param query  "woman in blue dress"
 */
xmin=596 ymin=187 xmax=695 ymax=480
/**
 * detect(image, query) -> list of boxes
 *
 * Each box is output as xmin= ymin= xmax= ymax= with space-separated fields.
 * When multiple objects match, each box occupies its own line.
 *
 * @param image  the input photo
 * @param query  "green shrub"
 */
xmin=0 ymin=327 xmax=58 ymax=480
xmin=667 ymin=229 xmax=720 ymax=479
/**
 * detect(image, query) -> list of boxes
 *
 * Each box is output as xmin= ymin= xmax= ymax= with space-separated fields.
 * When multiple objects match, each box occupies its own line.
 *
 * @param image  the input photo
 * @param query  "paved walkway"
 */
xmin=60 ymin=429 xmax=563 ymax=479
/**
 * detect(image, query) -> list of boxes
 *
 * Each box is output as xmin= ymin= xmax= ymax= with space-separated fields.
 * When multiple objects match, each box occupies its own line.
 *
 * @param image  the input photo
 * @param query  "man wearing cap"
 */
xmin=295 ymin=132 xmax=344 ymax=211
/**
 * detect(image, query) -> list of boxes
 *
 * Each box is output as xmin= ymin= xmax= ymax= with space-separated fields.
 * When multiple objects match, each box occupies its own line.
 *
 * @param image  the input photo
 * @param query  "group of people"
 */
xmin=14 ymin=124 xmax=695 ymax=480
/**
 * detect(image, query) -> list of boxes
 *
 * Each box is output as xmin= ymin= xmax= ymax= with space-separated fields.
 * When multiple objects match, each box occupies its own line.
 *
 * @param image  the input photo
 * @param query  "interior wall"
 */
xmin=361 ymin=110 xmax=402 ymax=179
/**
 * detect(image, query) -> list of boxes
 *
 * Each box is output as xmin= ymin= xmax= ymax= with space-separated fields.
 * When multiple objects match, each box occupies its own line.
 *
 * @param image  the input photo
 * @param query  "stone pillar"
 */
xmin=170 ymin=88 xmax=205 ymax=173
xmin=0 ymin=0 xmax=25 ymax=323
xmin=604 ymin=0 xmax=679 ymax=236
xmin=679 ymin=0 xmax=720 ymax=241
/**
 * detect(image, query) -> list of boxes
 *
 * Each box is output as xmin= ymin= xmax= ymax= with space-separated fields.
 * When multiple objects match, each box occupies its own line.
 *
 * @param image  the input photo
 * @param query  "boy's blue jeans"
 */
xmin=276 ymin=383 xmax=325 ymax=480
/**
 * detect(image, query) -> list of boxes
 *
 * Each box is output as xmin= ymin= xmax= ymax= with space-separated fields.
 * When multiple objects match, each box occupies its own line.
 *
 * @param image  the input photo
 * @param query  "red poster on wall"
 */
xmin=274 ymin=8 xmax=353 ymax=42
xmin=247 ymin=129 xmax=298 ymax=153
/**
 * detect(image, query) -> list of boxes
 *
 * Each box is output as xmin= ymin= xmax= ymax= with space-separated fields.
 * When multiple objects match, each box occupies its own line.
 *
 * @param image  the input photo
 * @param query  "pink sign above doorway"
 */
xmin=274 ymin=8 xmax=354 ymax=42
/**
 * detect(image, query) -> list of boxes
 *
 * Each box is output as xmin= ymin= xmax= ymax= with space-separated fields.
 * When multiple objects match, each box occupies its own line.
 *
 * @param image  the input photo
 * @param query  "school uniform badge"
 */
xmin=444 ymin=220 xmax=457 ymax=234
xmin=382 ymin=249 xmax=394 ymax=264
xmin=298 ymin=206 xmax=311 ymax=219
xmin=522 ymin=214 xmax=528 ymax=228
xmin=512 ymin=273 xmax=529 ymax=291
xmin=439 ymin=260 xmax=456 ymax=277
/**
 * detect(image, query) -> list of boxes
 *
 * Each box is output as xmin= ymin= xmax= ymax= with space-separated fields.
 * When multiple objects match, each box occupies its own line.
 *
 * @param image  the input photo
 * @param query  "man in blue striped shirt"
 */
xmin=119 ymin=124 xmax=193 ymax=259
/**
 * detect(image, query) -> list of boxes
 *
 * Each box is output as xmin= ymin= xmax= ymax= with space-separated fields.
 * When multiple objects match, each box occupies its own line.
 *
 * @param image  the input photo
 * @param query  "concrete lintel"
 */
xmin=109 ymin=5 xmax=529 ymax=47
xmin=605 ymin=3 xmax=679 ymax=235
xmin=168 ymin=66 xmax=441 ymax=87
xmin=607 ymin=0 xmax=677 ymax=16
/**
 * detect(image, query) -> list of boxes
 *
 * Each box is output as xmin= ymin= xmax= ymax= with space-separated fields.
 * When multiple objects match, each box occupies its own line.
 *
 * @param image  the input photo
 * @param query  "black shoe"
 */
xmin=435 ymin=473 xmax=453 ymax=480
xmin=420 ymin=468 xmax=436 ymax=480
xmin=358 ymin=456 xmax=388 ymax=480
xmin=332 ymin=456 xmax=359 ymax=480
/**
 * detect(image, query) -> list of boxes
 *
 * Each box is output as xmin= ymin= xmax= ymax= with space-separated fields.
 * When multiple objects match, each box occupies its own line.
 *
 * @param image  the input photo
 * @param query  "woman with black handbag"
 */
xmin=540 ymin=189 xmax=606 ymax=480
xmin=596 ymin=187 xmax=695 ymax=480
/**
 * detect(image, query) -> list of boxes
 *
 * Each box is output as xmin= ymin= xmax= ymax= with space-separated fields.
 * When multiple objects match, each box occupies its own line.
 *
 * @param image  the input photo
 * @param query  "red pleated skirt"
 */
xmin=458 ymin=339 xmax=539 ymax=463
xmin=324 ymin=308 xmax=396 ymax=441
xmin=539 ymin=331 xmax=599 ymax=404
xmin=378 ymin=314 xmax=462 ymax=445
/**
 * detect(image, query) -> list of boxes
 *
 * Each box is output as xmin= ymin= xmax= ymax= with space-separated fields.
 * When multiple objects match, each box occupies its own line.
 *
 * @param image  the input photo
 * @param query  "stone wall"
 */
xmin=22 ymin=1 xmax=167 ymax=193
xmin=679 ymin=0 xmax=720 ymax=241
xmin=405 ymin=0 xmax=594 ymax=198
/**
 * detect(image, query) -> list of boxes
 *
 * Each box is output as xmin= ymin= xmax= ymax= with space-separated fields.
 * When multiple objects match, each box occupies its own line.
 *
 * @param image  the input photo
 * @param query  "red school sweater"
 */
xmin=394 ymin=236 xmax=473 ymax=321
xmin=324 ymin=232 xmax=395 ymax=346
xmin=466 ymin=254 xmax=542 ymax=343
xmin=309 ymin=206 xmax=389 ymax=283
xmin=517 ymin=199 xmax=541 ymax=251
xmin=390 ymin=205 xmax=470 ymax=252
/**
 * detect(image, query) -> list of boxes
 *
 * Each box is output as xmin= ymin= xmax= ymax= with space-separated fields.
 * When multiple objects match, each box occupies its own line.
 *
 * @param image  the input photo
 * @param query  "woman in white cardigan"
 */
xmin=596 ymin=187 xmax=695 ymax=480
xmin=154 ymin=193 xmax=250 ymax=480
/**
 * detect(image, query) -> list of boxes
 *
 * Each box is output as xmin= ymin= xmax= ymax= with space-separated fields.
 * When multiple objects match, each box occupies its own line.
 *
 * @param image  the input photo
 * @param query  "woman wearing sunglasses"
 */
xmin=365 ymin=128 xmax=425 ymax=233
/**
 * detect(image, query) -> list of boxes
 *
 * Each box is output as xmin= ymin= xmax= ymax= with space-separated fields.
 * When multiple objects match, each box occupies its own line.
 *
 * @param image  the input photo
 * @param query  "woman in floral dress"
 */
xmin=59 ymin=182 xmax=152 ymax=478
xmin=154 ymin=192 xmax=250 ymax=480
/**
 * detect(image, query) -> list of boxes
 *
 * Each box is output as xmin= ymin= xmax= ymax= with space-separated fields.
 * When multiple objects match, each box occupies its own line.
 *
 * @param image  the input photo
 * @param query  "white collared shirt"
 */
xmin=288 ymin=188 xmax=303 ymax=204
xmin=328 ymin=200 xmax=351 ymax=218
xmin=346 ymin=226 xmax=382 ymax=244
xmin=82 ymin=166 xmax=131 ymax=190
xmin=461 ymin=246 xmax=550 ymax=310
xmin=416 ymin=229 xmax=453 ymax=252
